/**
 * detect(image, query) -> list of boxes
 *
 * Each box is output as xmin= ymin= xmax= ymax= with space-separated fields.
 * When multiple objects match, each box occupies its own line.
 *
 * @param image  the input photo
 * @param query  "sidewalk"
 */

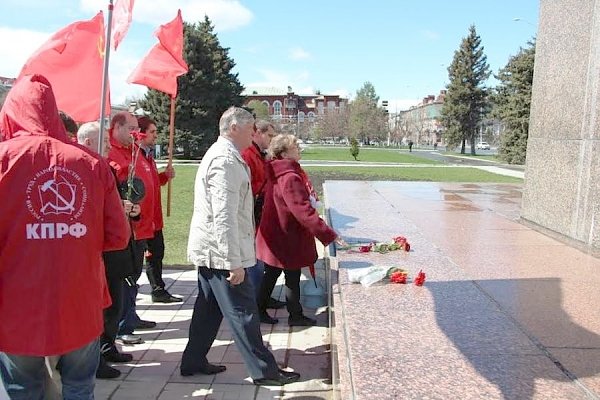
xmin=95 ymin=265 xmax=332 ymax=399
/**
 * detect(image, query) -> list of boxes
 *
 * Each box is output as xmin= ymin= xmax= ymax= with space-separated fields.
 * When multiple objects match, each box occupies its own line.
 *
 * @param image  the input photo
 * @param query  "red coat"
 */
xmin=256 ymin=159 xmax=336 ymax=270
xmin=142 ymin=149 xmax=169 ymax=232
xmin=107 ymin=139 xmax=156 ymax=239
xmin=0 ymin=74 xmax=130 ymax=356
xmin=241 ymin=142 xmax=266 ymax=196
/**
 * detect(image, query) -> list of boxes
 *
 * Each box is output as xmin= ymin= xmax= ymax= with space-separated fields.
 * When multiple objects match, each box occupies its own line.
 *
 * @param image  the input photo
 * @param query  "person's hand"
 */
xmin=227 ymin=268 xmax=245 ymax=286
xmin=123 ymin=200 xmax=133 ymax=214
xmin=165 ymin=165 xmax=176 ymax=180
xmin=335 ymin=236 xmax=348 ymax=247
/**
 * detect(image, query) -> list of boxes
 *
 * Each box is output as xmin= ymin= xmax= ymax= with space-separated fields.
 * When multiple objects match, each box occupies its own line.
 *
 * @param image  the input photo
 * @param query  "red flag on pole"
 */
xmin=127 ymin=9 xmax=188 ymax=97
xmin=18 ymin=12 xmax=110 ymax=123
xmin=111 ymin=0 xmax=134 ymax=51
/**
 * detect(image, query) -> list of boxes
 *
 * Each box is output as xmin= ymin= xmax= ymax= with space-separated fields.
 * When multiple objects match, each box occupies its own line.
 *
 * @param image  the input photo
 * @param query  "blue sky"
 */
xmin=0 ymin=0 xmax=538 ymax=112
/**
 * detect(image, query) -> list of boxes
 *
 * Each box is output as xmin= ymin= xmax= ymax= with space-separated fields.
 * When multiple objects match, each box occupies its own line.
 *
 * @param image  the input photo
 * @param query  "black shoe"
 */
xmin=260 ymin=312 xmax=279 ymax=324
xmin=103 ymin=348 xmax=133 ymax=363
xmin=152 ymin=289 xmax=183 ymax=303
xmin=266 ymin=298 xmax=286 ymax=309
xmin=180 ymin=363 xmax=227 ymax=376
xmin=117 ymin=334 xmax=143 ymax=345
xmin=253 ymin=369 xmax=300 ymax=386
xmin=288 ymin=315 xmax=317 ymax=327
xmin=96 ymin=358 xmax=121 ymax=379
xmin=135 ymin=319 xmax=157 ymax=330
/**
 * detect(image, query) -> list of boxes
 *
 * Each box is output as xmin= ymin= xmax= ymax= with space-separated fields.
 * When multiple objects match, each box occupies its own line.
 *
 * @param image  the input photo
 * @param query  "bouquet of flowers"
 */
xmin=347 ymin=266 xmax=425 ymax=287
xmin=339 ymin=236 xmax=411 ymax=254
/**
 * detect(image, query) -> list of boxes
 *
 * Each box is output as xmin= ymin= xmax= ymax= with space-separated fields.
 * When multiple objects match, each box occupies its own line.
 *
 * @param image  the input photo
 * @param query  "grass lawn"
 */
xmin=161 ymin=164 xmax=521 ymax=265
xmin=301 ymin=146 xmax=438 ymax=164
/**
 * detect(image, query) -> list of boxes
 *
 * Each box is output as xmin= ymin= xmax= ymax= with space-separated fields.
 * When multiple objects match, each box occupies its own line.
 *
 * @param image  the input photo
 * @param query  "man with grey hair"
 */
xmin=182 ymin=107 xmax=300 ymax=386
xmin=77 ymin=121 xmax=110 ymax=156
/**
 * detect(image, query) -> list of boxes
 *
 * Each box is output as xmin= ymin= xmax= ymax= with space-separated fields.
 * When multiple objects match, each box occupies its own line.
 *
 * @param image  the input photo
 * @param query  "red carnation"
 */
xmin=404 ymin=242 xmax=411 ymax=252
xmin=390 ymin=271 xmax=407 ymax=284
xmin=414 ymin=270 xmax=426 ymax=286
xmin=359 ymin=244 xmax=372 ymax=253
xmin=393 ymin=236 xmax=407 ymax=245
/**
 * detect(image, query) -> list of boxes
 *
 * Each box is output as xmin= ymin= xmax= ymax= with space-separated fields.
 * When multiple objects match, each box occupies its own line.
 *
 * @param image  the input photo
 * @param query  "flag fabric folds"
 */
xmin=18 ymin=12 xmax=109 ymax=123
xmin=127 ymin=9 xmax=188 ymax=97
xmin=111 ymin=0 xmax=134 ymax=51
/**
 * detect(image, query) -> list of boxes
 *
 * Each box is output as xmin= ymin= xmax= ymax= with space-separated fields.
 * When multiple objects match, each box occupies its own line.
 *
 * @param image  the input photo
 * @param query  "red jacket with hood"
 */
xmin=0 ymin=75 xmax=130 ymax=356
xmin=256 ymin=158 xmax=336 ymax=270
xmin=107 ymin=136 xmax=157 ymax=239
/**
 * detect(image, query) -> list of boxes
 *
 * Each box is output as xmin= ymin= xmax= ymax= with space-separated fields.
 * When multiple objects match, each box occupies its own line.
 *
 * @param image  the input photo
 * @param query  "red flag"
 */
xmin=127 ymin=9 xmax=188 ymax=97
xmin=18 ymin=12 xmax=110 ymax=123
xmin=111 ymin=0 xmax=134 ymax=50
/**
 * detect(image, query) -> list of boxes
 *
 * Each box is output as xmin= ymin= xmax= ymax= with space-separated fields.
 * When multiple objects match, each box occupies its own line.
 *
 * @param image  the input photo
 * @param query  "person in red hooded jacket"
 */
xmin=0 ymin=74 xmax=130 ymax=398
xmin=107 ymin=112 xmax=157 ymax=344
xmin=136 ymin=116 xmax=179 ymax=303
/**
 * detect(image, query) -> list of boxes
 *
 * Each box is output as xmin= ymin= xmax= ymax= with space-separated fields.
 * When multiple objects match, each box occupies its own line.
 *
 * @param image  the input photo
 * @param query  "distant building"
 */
xmin=396 ymin=90 xmax=446 ymax=146
xmin=243 ymin=86 xmax=348 ymax=137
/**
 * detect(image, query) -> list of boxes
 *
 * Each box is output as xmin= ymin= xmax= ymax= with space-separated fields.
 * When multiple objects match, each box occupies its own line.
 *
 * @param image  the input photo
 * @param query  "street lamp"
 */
xmin=513 ymin=17 xmax=536 ymax=27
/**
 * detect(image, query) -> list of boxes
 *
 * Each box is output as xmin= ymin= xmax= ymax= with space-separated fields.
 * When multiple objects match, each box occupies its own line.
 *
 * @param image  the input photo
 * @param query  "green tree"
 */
xmin=139 ymin=16 xmax=244 ymax=158
xmin=245 ymin=100 xmax=269 ymax=120
xmin=349 ymin=137 xmax=360 ymax=160
xmin=348 ymin=82 xmax=385 ymax=144
xmin=492 ymin=40 xmax=535 ymax=164
xmin=441 ymin=25 xmax=490 ymax=154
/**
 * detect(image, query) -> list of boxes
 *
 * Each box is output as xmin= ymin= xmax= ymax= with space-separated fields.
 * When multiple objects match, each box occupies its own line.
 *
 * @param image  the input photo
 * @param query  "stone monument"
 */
xmin=521 ymin=0 xmax=600 ymax=254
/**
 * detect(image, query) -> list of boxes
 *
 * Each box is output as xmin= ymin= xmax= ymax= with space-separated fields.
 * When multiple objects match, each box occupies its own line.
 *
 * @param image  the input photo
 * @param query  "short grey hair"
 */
xmin=77 ymin=121 xmax=100 ymax=144
xmin=219 ymin=107 xmax=255 ymax=136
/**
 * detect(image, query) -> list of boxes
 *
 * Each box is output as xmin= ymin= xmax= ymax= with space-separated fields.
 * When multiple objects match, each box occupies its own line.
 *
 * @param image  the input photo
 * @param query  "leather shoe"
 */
xmin=180 ymin=363 xmax=226 ymax=376
xmin=96 ymin=358 xmax=121 ymax=379
xmin=117 ymin=334 xmax=143 ymax=345
xmin=103 ymin=348 xmax=133 ymax=363
xmin=135 ymin=319 xmax=156 ymax=330
xmin=253 ymin=369 xmax=300 ymax=386
xmin=152 ymin=289 xmax=183 ymax=303
xmin=260 ymin=312 xmax=278 ymax=324
xmin=266 ymin=298 xmax=286 ymax=309
xmin=288 ymin=315 xmax=317 ymax=327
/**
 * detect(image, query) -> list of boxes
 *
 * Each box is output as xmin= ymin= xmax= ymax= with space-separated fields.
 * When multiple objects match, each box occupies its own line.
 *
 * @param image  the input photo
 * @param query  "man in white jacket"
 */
xmin=182 ymin=106 xmax=300 ymax=386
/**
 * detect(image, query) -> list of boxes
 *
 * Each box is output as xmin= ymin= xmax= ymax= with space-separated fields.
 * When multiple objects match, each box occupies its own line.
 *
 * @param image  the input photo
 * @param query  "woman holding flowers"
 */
xmin=256 ymin=134 xmax=345 ymax=326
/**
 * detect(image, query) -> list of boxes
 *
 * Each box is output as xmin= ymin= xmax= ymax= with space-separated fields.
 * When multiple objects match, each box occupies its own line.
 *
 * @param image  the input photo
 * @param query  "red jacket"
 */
xmin=141 ymin=148 xmax=169 ymax=232
xmin=256 ymin=159 xmax=337 ymax=270
xmin=107 ymin=138 xmax=156 ymax=239
xmin=241 ymin=142 xmax=267 ymax=196
xmin=0 ymin=75 xmax=130 ymax=356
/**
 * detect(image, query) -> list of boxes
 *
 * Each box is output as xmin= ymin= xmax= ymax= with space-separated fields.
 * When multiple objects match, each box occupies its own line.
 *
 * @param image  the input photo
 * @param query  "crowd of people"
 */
xmin=0 ymin=77 xmax=345 ymax=398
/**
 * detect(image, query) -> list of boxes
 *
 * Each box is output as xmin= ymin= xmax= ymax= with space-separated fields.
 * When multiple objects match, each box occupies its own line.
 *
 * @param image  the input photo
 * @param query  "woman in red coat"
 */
xmin=256 ymin=134 xmax=345 ymax=326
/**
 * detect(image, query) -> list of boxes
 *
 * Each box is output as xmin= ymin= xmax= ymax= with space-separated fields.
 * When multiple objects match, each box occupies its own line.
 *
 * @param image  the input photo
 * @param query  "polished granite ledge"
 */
xmin=325 ymin=181 xmax=600 ymax=400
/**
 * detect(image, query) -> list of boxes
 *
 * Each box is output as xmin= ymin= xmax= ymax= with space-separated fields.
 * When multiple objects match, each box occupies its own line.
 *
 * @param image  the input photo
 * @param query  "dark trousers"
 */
xmin=100 ymin=272 xmax=123 ymax=353
xmin=181 ymin=267 xmax=279 ymax=380
xmin=258 ymin=265 xmax=302 ymax=318
xmin=118 ymin=239 xmax=146 ymax=335
xmin=145 ymin=230 xmax=166 ymax=291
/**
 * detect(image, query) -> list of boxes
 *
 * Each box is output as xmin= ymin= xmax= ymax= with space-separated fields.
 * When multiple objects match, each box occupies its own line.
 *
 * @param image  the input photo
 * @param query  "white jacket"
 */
xmin=187 ymin=136 xmax=256 ymax=270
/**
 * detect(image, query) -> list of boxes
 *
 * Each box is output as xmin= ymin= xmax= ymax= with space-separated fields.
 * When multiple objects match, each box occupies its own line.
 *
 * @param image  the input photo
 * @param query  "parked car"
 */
xmin=476 ymin=141 xmax=490 ymax=150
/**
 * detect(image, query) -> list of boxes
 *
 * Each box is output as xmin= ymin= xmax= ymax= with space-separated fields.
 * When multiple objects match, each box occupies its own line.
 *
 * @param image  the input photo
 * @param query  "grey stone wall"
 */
xmin=522 ymin=0 xmax=600 ymax=252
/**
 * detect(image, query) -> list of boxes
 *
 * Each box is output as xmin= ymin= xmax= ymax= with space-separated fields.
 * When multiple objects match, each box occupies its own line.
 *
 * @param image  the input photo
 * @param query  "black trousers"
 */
xmin=99 ymin=272 xmax=123 ymax=353
xmin=258 ymin=265 xmax=303 ymax=318
xmin=145 ymin=230 xmax=166 ymax=291
xmin=181 ymin=267 xmax=279 ymax=380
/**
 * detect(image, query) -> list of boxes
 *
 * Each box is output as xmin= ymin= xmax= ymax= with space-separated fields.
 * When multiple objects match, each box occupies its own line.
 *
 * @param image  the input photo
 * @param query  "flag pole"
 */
xmin=98 ymin=0 xmax=114 ymax=154
xmin=166 ymin=95 xmax=176 ymax=217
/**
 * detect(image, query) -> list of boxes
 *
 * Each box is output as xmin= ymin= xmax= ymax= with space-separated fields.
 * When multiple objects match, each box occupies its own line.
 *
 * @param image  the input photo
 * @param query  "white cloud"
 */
xmin=0 ymin=27 xmax=51 ymax=77
xmin=79 ymin=0 xmax=253 ymax=31
xmin=421 ymin=29 xmax=440 ymax=41
xmin=246 ymin=69 xmax=316 ymax=94
xmin=289 ymin=47 xmax=311 ymax=60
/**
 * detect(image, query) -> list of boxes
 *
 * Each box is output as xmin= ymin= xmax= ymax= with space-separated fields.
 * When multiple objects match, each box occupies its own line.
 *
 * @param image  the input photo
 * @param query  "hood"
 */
xmin=0 ymin=74 xmax=68 ymax=141
xmin=267 ymin=158 xmax=302 ymax=180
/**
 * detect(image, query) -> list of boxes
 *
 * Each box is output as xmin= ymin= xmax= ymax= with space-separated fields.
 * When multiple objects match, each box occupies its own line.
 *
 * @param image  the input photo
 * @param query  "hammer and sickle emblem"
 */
xmin=39 ymin=177 xmax=77 ymax=215
xmin=98 ymin=34 xmax=105 ymax=58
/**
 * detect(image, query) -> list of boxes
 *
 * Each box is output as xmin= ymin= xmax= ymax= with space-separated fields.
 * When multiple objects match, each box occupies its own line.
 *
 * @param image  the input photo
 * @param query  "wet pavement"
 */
xmin=326 ymin=181 xmax=600 ymax=400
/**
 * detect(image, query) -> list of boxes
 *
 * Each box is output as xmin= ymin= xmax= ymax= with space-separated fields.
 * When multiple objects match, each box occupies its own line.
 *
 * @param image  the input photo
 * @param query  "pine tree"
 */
xmin=441 ymin=25 xmax=490 ymax=154
xmin=349 ymin=137 xmax=359 ymax=160
xmin=139 ymin=16 xmax=244 ymax=158
xmin=492 ymin=40 xmax=535 ymax=164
